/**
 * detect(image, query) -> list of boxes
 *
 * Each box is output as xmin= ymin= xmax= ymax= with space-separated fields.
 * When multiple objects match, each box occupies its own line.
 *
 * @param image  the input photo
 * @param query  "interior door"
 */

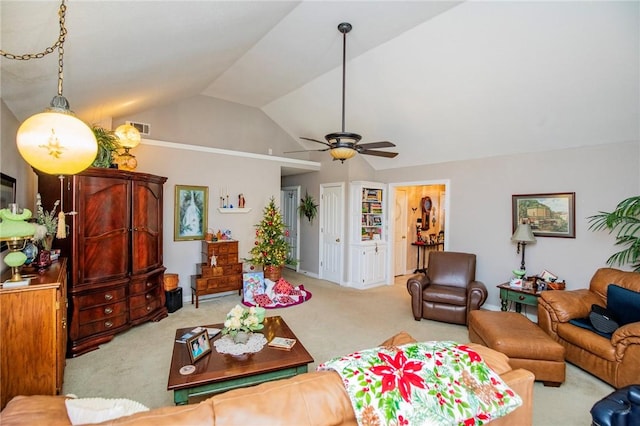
xmin=280 ymin=186 xmax=300 ymax=271
xmin=319 ymin=183 xmax=344 ymax=284
xmin=394 ymin=189 xmax=408 ymax=276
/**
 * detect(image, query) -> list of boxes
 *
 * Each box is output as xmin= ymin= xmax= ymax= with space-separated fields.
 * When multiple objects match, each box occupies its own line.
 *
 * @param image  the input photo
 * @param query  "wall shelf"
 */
xmin=217 ymin=208 xmax=252 ymax=214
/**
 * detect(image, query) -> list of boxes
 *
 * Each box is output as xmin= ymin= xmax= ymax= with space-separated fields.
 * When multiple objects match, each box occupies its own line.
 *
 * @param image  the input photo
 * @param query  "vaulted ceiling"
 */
xmin=2 ymin=1 xmax=638 ymax=170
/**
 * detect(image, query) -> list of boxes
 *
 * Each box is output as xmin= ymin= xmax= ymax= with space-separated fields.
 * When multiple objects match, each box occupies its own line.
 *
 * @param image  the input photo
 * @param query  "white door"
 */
xmin=319 ymin=183 xmax=344 ymax=284
xmin=394 ymin=189 xmax=408 ymax=276
xmin=280 ymin=186 xmax=300 ymax=271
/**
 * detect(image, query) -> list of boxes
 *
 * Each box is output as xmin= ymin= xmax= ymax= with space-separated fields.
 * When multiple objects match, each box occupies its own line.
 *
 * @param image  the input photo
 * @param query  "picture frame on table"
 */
xmin=174 ymin=185 xmax=208 ymax=241
xmin=186 ymin=330 xmax=211 ymax=363
xmin=1 ymin=173 xmax=17 ymax=252
xmin=512 ymin=192 xmax=575 ymax=238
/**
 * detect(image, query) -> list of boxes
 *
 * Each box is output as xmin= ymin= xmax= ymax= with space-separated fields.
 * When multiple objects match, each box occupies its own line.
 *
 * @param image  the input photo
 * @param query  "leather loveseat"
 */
xmin=538 ymin=268 xmax=640 ymax=388
xmin=0 ymin=332 xmax=534 ymax=426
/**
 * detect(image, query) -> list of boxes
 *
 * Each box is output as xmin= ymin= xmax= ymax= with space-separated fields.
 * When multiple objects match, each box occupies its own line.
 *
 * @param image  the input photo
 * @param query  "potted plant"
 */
xmin=588 ymin=196 xmax=640 ymax=272
xmin=91 ymin=126 xmax=120 ymax=168
xmin=248 ymin=197 xmax=292 ymax=281
xmin=298 ymin=191 xmax=318 ymax=224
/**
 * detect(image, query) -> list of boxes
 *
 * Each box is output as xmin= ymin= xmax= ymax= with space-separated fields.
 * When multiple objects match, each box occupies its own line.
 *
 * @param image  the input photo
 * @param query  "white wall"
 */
xmin=375 ymin=141 xmax=639 ymax=310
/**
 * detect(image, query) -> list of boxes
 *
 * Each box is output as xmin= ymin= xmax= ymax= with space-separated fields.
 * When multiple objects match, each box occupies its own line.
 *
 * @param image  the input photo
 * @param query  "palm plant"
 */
xmin=588 ymin=196 xmax=640 ymax=272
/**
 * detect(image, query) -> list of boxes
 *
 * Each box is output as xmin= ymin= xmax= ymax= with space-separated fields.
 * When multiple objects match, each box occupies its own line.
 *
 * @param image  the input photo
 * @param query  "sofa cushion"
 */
xmin=607 ymin=284 xmax=640 ymax=326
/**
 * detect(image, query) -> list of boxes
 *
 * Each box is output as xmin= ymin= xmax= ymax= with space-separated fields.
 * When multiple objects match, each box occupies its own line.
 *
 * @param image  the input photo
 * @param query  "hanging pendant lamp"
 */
xmin=10 ymin=0 xmax=98 ymax=176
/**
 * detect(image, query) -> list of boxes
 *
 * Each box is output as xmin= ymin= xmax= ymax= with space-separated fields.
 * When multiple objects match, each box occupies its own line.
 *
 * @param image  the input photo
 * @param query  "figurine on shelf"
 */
xmin=238 ymin=194 xmax=245 ymax=208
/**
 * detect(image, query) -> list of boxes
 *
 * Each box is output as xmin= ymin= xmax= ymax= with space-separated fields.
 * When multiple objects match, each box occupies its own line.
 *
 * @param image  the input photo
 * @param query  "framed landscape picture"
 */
xmin=174 ymin=185 xmax=208 ymax=241
xmin=512 ymin=192 xmax=575 ymax=238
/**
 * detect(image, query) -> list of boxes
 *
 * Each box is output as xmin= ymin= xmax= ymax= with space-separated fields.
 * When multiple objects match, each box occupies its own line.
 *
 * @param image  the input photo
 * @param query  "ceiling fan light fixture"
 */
xmin=330 ymin=146 xmax=357 ymax=163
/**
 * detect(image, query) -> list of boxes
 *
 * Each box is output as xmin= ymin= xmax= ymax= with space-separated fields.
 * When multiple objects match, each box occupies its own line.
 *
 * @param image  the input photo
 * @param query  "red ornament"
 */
xmin=285 ymin=230 xmax=289 ymax=237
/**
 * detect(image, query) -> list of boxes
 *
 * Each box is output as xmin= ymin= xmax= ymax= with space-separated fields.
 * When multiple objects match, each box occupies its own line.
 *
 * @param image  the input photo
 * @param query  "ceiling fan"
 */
xmin=286 ymin=22 xmax=398 ymax=163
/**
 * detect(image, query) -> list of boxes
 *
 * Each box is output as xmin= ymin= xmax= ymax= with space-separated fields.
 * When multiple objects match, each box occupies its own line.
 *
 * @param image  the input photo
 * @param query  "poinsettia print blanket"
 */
xmin=317 ymin=341 xmax=521 ymax=426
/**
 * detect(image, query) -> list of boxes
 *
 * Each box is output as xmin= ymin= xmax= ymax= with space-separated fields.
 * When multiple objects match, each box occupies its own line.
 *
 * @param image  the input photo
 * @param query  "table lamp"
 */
xmin=511 ymin=220 xmax=536 ymax=271
xmin=0 ymin=204 xmax=36 ymax=285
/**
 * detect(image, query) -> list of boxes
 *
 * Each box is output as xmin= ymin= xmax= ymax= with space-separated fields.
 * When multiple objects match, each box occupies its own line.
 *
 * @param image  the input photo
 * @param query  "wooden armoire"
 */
xmin=36 ymin=168 xmax=168 ymax=357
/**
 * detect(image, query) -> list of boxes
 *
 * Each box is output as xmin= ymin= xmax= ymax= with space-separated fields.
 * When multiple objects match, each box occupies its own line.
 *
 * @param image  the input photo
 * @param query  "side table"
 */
xmin=497 ymin=283 xmax=541 ymax=313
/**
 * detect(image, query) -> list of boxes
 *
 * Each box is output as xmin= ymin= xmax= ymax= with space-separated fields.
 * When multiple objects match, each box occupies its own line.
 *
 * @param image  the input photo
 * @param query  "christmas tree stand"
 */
xmin=264 ymin=265 xmax=282 ymax=281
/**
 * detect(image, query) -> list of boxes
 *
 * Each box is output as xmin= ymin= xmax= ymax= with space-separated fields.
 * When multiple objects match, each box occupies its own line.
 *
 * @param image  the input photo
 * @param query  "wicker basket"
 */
xmin=263 ymin=265 xmax=282 ymax=282
xmin=163 ymin=273 xmax=179 ymax=291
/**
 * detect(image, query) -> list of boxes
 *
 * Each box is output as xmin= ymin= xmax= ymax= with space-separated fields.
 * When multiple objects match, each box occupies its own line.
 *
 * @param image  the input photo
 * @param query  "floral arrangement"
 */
xmin=221 ymin=305 xmax=264 ymax=337
xmin=34 ymin=193 xmax=60 ymax=250
xmin=248 ymin=197 xmax=292 ymax=267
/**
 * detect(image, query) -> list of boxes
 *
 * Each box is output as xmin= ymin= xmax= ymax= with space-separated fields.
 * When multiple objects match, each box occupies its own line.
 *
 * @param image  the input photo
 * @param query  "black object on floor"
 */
xmin=166 ymin=287 xmax=183 ymax=313
xmin=591 ymin=385 xmax=640 ymax=426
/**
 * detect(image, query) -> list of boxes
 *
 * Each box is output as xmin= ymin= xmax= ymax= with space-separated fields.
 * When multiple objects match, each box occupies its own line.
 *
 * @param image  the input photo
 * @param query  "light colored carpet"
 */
xmin=62 ymin=270 xmax=613 ymax=425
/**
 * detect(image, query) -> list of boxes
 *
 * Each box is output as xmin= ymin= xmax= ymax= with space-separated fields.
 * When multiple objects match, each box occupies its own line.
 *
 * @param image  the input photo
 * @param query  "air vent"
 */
xmin=125 ymin=121 xmax=150 ymax=136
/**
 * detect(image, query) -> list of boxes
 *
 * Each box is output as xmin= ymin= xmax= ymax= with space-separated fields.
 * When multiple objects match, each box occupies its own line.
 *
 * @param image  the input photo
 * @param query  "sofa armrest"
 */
xmin=489 ymin=369 xmax=535 ymax=426
xmin=612 ymin=321 xmax=640 ymax=362
xmin=406 ymin=274 xmax=429 ymax=320
xmin=467 ymin=280 xmax=488 ymax=310
xmin=539 ymin=289 xmax=602 ymax=323
xmin=406 ymin=273 xmax=429 ymax=296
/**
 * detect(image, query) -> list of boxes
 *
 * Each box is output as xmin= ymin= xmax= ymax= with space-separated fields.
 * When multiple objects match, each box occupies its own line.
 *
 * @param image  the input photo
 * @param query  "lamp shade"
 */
xmin=17 ymin=111 xmax=98 ymax=175
xmin=511 ymin=223 xmax=536 ymax=243
xmin=330 ymin=146 xmax=357 ymax=161
xmin=114 ymin=124 xmax=141 ymax=149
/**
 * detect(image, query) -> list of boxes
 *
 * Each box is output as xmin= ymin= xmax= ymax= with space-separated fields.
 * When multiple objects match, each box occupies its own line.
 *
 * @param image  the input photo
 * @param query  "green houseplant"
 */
xmin=298 ymin=191 xmax=318 ymax=224
xmin=91 ymin=126 xmax=120 ymax=168
xmin=588 ymin=196 xmax=640 ymax=272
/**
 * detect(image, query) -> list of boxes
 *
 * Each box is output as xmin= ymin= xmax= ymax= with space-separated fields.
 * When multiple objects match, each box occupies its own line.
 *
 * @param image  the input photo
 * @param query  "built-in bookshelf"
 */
xmin=349 ymin=181 xmax=388 ymax=289
xmin=360 ymin=188 xmax=384 ymax=241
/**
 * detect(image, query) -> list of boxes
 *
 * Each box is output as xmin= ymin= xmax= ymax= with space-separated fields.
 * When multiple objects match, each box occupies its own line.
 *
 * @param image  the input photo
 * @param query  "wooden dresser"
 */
xmin=0 ymin=259 xmax=67 ymax=410
xmin=191 ymin=240 xmax=242 ymax=308
xmin=36 ymin=168 xmax=167 ymax=357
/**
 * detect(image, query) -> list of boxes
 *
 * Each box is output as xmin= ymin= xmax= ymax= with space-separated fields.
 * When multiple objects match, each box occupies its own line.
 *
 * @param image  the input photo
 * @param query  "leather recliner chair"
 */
xmin=406 ymin=251 xmax=487 ymax=325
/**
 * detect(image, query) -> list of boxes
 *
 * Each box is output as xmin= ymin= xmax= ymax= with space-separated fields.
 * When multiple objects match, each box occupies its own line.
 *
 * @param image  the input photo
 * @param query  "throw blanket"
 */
xmin=318 ymin=341 xmax=521 ymax=426
xmin=243 ymin=276 xmax=312 ymax=309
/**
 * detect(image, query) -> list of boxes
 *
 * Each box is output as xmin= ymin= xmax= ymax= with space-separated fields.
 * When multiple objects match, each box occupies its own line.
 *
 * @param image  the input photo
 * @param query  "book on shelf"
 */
xmin=269 ymin=337 xmax=297 ymax=350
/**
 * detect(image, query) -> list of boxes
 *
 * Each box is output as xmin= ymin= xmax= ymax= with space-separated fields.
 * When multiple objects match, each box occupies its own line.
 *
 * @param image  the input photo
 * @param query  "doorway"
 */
xmin=280 ymin=186 xmax=300 ymax=271
xmin=319 ymin=183 xmax=345 ymax=285
xmin=389 ymin=180 xmax=450 ymax=277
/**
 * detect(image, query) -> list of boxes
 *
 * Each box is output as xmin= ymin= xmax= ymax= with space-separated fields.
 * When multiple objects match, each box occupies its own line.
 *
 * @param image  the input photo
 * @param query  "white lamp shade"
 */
xmin=511 ymin=223 xmax=536 ymax=243
xmin=115 ymin=124 xmax=141 ymax=149
xmin=17 ymin=111 xmax=98 ymax=175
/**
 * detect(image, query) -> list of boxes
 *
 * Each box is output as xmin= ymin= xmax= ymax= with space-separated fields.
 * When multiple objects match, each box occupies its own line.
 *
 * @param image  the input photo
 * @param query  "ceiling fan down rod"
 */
xmin=338 ymin=22 xmax=352 ymax=134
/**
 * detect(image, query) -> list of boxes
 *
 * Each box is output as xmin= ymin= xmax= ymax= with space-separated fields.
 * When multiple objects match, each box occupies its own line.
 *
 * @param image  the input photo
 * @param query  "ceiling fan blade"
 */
xmin=300 ymin=137 xmax=331 ymax=147
xmin=356 ymin=141 xmax=395 ymax=150
xmin=359 ymin=149 xmax=398 ymax=158
xmin=284 ymin=148 xmax=331 ymax=153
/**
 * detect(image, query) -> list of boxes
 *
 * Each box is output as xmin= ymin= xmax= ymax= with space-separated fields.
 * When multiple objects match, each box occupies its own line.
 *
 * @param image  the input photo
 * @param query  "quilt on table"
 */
xmin=317 ymin=341 xmax=521 ymax=426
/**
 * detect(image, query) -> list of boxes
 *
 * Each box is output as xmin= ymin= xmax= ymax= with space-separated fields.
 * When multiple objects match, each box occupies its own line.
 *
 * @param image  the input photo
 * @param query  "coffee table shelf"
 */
xmin=167 ymin=316 xmax=313 ymax=405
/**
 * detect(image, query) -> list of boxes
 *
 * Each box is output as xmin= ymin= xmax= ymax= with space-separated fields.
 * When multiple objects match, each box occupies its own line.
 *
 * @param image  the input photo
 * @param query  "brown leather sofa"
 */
xmin=407 ymin=251 xmax=487 ymax=325
xmin=538 ymin=268 xmax=640 ymax=388
xmin=0 ymin=332 xmax=534 ymax=426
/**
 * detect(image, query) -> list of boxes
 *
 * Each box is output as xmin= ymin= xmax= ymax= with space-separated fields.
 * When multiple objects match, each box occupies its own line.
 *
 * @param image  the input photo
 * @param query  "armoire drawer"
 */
xmin=75 ymin=286 xmax=127 ymax=309
xmin=78 ymin=300 xmax=128 ymax=324
xmin=77 ymin=314 xmax=128 ymax=339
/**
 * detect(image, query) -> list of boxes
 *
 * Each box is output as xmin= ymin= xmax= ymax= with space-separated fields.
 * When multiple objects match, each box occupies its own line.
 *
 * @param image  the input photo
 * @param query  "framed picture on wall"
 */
xmin=512 ymin=192 xmax=575 ymax=238
xmin=174 ymin=185 xmax=208 ymax=241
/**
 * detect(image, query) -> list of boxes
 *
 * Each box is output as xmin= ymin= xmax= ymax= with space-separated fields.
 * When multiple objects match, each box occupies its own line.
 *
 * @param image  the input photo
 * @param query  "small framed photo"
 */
xmin=539 ymin=269 xmax=558 ymax=282
xmin=174 ymin=185 xmax=208 ymax=241
xmin=512 ymin=192 xmax=576 ymax=238
xmin=186 ymin=330 xmax=211 ymax=363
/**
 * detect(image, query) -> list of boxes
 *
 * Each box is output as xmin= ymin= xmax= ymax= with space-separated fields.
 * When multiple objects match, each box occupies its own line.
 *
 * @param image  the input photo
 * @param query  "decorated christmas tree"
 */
xmin=249 ymin=197 xmax=291 ymax=279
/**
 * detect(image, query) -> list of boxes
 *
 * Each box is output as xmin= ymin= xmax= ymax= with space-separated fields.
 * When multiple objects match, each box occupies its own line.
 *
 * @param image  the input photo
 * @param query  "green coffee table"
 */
xmin=167 ymin=316 xmax=313 ymax=405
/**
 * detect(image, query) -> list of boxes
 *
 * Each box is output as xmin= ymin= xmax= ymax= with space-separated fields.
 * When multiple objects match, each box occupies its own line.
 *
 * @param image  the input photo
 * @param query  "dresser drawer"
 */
xmin=204 ymin=240 xmax=238 ymax=256
xmin=130 ymin=287 xmax=162 ymax=309
xmin=76 ymin=286 xmax=127 ymax=309
xmin=78 ymin=300 xmax=128 ymax=324
xmin=77 ymin=314 xmax=128 ymax=339
xmin=130 ymin=277 xmax=161 ymax=295
xmin=130 ymin=298 xmax=162 ymax=320
xmin=198 ymin=264 xmax=223 ymax=277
